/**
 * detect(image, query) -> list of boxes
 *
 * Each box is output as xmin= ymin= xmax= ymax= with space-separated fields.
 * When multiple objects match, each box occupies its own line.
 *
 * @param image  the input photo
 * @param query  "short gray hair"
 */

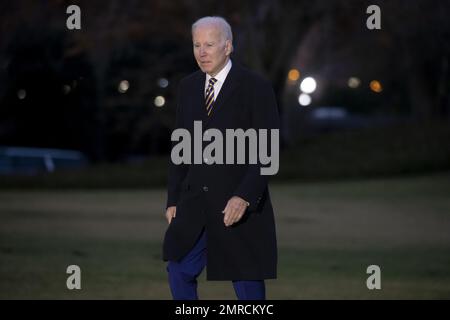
xmin=192 ymin=16 xmax=233 ymax=43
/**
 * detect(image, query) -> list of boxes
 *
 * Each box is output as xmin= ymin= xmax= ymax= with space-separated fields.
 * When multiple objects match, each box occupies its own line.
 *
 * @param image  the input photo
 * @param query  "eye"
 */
xmin=194 ymin=44 xmax=200 ymax=48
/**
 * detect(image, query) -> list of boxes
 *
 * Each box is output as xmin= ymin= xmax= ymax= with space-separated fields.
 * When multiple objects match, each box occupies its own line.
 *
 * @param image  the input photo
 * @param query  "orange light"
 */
xmin=288 ymin=69 xmax=300 ymax=81
xmin=370 ymin=80 xmax=382 ymax=93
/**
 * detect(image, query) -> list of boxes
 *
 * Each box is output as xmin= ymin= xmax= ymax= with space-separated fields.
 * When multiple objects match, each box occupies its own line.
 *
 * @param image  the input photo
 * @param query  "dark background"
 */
xmin=0 ymin=0 xmax=449 ymax=186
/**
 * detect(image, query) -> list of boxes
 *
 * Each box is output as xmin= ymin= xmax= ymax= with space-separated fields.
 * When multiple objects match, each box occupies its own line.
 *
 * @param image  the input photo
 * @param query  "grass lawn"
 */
xmin=1 ymin=171 xmax=449 ymax=299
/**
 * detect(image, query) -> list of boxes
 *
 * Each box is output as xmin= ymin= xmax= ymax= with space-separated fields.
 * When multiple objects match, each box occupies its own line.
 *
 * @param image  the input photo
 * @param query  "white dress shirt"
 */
xmin=204 ymin=59 xmax=232 ymax=100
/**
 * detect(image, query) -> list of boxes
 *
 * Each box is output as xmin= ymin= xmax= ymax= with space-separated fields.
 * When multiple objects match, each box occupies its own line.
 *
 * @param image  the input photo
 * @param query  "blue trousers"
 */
xmin=167 ymin=229 xmax=265 ymax=300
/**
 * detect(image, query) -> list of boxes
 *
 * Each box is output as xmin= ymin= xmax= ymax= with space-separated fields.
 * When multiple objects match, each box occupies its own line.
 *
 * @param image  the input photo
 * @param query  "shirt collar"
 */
xmin=206 ymin=59 xmax=232 ymax=84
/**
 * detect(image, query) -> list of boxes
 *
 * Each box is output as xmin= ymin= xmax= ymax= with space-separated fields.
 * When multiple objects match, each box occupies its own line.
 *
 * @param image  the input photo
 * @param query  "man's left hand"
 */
xmin=222 ymin=196 xmax=249 ymax=227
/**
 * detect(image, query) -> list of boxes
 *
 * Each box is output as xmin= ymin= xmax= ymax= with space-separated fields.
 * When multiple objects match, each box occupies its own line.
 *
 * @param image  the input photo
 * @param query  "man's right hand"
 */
xmin=165 ymin=206 xmax=177 ymax=224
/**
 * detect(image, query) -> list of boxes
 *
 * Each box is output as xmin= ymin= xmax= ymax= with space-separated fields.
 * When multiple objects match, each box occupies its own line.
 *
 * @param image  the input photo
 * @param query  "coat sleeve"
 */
xmin=166 ymin=82 xmax=189 ymax=208
xmin=233 ymin=77 xmax=280 ymax=212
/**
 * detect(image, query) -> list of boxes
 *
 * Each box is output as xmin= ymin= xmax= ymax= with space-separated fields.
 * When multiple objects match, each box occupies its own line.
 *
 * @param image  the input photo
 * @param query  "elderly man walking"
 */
xmin=163 ymin=16 xmax=280 ymax=300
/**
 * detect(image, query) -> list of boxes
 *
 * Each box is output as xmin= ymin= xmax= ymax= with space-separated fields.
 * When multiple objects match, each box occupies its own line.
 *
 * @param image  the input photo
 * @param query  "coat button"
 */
xmin=203 ymin=186 xmax=209 ymax=192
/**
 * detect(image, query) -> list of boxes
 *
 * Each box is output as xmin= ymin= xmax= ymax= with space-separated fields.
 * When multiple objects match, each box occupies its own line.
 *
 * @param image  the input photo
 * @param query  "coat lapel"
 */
xmin=191 ymin=71 xmax=208 ymax=123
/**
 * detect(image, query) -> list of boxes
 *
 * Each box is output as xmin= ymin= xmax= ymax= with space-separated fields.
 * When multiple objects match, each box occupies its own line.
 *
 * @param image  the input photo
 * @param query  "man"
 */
xmin=163 ymin=16 xmax=280 ymax=300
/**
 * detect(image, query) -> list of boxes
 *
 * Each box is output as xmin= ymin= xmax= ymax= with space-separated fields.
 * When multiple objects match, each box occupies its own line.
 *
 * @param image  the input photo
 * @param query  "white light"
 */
xmin=118 ymin=80 xmax=129 ymax=93
xmin=348 ymin=77 xmax=360 ymax=88
xmin=154 ymin=96 xmax=165 ymax=107
xmin=158 ymin=78 xmax=169 ymax=88
xmin=298 ymin=93 xmax=311 ymax=106
xmin=17 ymin=89 xmax=26 ymax=100
xmin=300 ymin=77 xmax=317 ymax=94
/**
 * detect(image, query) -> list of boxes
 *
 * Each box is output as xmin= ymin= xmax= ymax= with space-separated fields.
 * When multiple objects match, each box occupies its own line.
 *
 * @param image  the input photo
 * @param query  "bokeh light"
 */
xmin=288 ymin=69 xmax=300 ymax=81
xmin=348 ymin=77 xmax=361 ymax=88
xmin=370 ymin=80 xmax=382 ymax=93
xmin=300 ymin=77 xmax=317 ymax=94
xmin=158 ymin=78 xmax=169 ymax=88
xmin=118 ymin=80 xmax=130 ymax=93
xmin=298 ymin=93 xmax=311 ymax=106
xmin=63 ymin=84 xmax=71 ymax=95
xmin=17 ymin=89 xmax=26 ymax=100
xmin=154 ymin=96 xmax=165 ymax=107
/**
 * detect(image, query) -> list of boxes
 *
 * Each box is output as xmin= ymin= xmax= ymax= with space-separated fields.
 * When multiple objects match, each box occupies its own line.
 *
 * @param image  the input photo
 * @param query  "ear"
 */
xmin=225 ymin=40 xmax=233 ymax=56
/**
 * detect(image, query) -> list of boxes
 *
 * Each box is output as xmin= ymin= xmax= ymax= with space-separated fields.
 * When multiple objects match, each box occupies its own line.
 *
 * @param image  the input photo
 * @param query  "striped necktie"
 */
xmin=205 ymin=77 xmax=217 ymax=116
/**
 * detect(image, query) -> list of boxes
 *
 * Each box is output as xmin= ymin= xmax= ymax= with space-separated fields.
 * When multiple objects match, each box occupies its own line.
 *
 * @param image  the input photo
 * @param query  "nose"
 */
xmin=199 ymin=46 xmax=207 ymax=56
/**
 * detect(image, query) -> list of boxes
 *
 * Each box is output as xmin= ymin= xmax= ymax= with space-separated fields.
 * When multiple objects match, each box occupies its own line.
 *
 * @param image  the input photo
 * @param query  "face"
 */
xmin=192 ymin=25 xmax=232 ymax=77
